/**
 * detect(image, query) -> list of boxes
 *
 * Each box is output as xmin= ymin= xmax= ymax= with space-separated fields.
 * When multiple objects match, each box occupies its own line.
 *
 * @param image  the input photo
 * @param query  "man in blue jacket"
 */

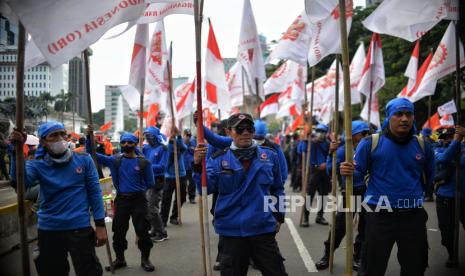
xmin=160 ymin=127 xmax=188 ymax=226
xmin=87 ymin=129 xmax=156 ymax=272
xmin=340 ymin=98 xmax=435 ymax=276
xmin=183 ymin=129 xmax=197 ymax=204
xmin=434 ymin=125 xmax=465 ymax=267
xmin=142 ymin=126 xmax=168 ymax=242
xmin=193 ymin=113 xmax=287 ymax=276
xmin=10 ymin=121 xmax=107 ymax=276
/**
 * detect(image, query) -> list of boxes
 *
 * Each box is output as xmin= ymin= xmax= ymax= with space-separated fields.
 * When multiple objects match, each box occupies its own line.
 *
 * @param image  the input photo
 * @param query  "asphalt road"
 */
xmin=1 ymin=182 xmax=465 ymax=276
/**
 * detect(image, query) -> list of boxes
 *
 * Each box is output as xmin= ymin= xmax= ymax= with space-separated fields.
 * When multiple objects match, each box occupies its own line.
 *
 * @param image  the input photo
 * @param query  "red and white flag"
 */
xmin=357 ymin=33 xmax=385 ymax=96
xmin=360 ymin=92 xmax=380 ymax=128
xmin=237 ymin=0 xmax=266 ymax=99
xmin=404 ymin=40 xmax=420 ymax=92
xmin=414 ymin=22 xmax=465 ymax=99
xmin=7 ymin=0 xmax=145 ymax=67
xmin=439 ymin=114 xmax=454 ymax=127
xmin=304 ymin=0 xmax=338 ymax=23
xmin=267 ymin=11 xmax=312 ymax=66
xmin=307 ymin=0 xmax=353 ymax=66
xmin=437 ymin=100 xmax=457 ymax=116
xmin=264 ymin=60 xmax=307 ymax=96
xmin=362 ymin=0 xmax=447 ymax=42
xmin=226 ymin=62 xmax=247 ymax=107
xmin=260 ymin=94 xmax=280 ymax=118
xmin=205 ymin=20 xmax=231 ymax=114
xmin=398 ymin=51 xmax=433 ymax=102
xmin=277 ymin=102 xmax=301 ymax=119
xmin=145 ymin=20 xmax=170 ymax=112
xmin=175 ymin=81 xmax=196 ymax=121
xmin=423 ymin=112 xmax=441 ymax=130
xmin=338 ymin=42 xmax=365 ymax=110
xmin=138 ymin=0 xmax=194 ymax=23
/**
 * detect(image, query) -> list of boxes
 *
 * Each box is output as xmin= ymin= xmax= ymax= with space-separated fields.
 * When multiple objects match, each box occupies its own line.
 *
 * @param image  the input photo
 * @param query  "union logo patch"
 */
xmin=260 ymin=153 xmax=268 ymax=161
xmin=135 ymin=166 xmax=140 ymax=171
xmin=415 ymin=154 xmax=422 ymax=160
xmin=221 ymin=160 xmax=229 ymax=168
xmin=75 ymin=167 xmax=83 ymax=174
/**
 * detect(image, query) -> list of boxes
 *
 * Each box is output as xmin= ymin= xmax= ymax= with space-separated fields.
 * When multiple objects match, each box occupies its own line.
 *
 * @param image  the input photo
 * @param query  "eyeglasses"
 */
xmin=120 ymin=141 xmax=135 ymax=146
xmin=234 ymin=125 xmax=255 ymax=135
xmin=393 ymin=111 xmax=413 ymax=117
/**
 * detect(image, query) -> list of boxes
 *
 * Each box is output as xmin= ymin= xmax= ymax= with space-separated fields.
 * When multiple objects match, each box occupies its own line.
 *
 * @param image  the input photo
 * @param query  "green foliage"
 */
xmin=124 ymin=117 xmax=138 ymax=132
xmin=92 ymin=109 xmax=105 ymax=127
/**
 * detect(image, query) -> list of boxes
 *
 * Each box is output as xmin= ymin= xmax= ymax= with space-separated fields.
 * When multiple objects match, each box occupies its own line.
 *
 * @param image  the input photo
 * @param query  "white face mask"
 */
xmin=47 ymin=140 xmax=68 ymax=155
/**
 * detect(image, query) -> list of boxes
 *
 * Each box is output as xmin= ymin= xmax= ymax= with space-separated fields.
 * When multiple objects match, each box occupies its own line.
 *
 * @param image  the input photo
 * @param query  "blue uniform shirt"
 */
xmin=434 ymin=140 xmax=465 ymax=198
xmin=183 ymin=138 xmax=196 ymax=171
xmin=165 ymin=136 xmax=187 ymax=179
xmin=11 ymin=152 xmax=105 ymax=231
xmin=354 ymin=135 xmax=435 ymax=208
xmin=142 ymin=143 xmax=167 ymax=178
xmin=326 ymin=144 xmax=365 ymax=189
xmin=194 ymin=146 xmax=285 ymax=237
xmin=297 ymin=140 xmax=329 ymax=167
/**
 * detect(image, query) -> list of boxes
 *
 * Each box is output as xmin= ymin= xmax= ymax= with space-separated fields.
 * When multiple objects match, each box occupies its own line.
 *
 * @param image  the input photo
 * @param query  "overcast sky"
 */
xmin=89 ymin=0 xmax=366 ymax=111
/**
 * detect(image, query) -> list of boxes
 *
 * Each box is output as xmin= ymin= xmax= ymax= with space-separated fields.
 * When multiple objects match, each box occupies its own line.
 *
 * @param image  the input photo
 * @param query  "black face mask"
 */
xmin=122 ymin=146 xmax=135 ymax=153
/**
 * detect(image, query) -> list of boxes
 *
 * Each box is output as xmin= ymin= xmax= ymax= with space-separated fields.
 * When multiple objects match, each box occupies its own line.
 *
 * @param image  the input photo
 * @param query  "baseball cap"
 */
xmin=228 ymin=113 xmax=254 ymax=128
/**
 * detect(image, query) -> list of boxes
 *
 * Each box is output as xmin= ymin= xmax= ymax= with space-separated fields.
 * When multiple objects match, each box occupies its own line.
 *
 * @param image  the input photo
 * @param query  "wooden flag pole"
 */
xmin=83 ymin=50 xmax=114 ymax=274
xmin=367 ymin=82 xmax=373 ymax=127
xmin=255 ymin=78 xmax=261 ymax=118
xmin=338 ymin=0 xmax=354 ymax=275
xmin=167 ymin=42 xmax=183 ymax=226
xmin=139 ymin=90 xmax=144 ymax=148
xmin=329 ymin=54 xmax=341 ymax=273
xmin=15 ymin=22 xmax=31 ymax=276
xmin=194 ymin=0 xmax=212 ymax=275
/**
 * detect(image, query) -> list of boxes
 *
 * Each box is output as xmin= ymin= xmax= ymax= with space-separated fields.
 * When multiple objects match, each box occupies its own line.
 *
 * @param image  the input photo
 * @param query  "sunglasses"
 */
xmin=393 ymin=111 xmax=413 ymax=117
xmin=234 ymin=125 xmax=255 ymax=135
xmin=360 ymin=131 xmax=369 ymax=136
xmin=120 ymin=141 xmax=135 ymax=146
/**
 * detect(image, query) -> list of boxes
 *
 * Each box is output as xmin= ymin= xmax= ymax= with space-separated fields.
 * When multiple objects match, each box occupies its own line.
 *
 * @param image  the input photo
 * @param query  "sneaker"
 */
xmin=316 ymin=216 xmax=329 ymax=225
xmin=213 ymin=261 xmax=224 ymax=271
xmin=189 ymin=198 xmax=196 ymax=204
xmin=301 ymin=219 xmax=310 ymax=228
xmin=170 ymin=218 xmax=179 ymax=225
xmin=152 ymin=232 xmax=169 ymax=242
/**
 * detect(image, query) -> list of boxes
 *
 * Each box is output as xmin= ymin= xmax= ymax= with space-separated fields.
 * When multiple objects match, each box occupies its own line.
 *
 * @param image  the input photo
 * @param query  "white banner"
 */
xmin=437 ymin=100 xmax=457 ymax=116
xmin=138 ymin=0 xmax=194 ymax=24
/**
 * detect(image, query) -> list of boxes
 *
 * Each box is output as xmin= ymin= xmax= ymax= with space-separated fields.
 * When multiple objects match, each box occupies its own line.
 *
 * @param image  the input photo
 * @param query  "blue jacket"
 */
xmin=354 ymin=135 xmax=435 ymax=208
xmin=11 ymin=152 xmax=105 ymax=231
xmin=165 ymin=136 xmax=187 ymax=179
xmin=194 ymin=146 xmax=285 ymax=237
xmin=183 ymin=138 xmax=197 ymax=171
xmin=326 ymin=144 xmax=365 ymax=189
xmin=203 ymin=126 xmax=288 ymax=183
xmin=434 ymin=140 xmax=465 ymax=198
xmin=142 ymin=143 xmax=167 ymax=178
xmin=297 ymin=140 xmax=329 ymax=167
xmin=95 ymin=153 xmax=155 ymax=193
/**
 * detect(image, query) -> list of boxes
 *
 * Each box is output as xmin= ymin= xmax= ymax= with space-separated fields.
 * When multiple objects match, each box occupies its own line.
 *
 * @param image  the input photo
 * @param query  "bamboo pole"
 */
xmin=167 ymin=42 xmax=183 ymax=226
xmin=194 ymin=0 xmax=212 ymax=274
xmin=255 ymin=78 xmax=261 ymax=118
xmin=338 ymin=1 xmax=354 ymax=275
xmin=15 ymin=22 xmax=31 ymax=276
xmin=329 ymin=54 xmax=340 ymax=273
xmin=83 ymin=50 xmax=114 ymax=274
xmin=139 ymin=91 xmax=144 ymax=148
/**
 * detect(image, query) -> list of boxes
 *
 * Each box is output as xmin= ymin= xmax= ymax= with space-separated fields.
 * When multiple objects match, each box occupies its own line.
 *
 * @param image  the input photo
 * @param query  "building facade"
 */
xmin=104 ymin=85 xmax=134 ymax=133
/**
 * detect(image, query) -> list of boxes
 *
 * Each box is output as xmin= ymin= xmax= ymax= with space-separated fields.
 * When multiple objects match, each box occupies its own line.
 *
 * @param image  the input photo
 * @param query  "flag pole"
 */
xmin=338 ymin=0 xmax=354 ymax=275
xmin=194 ymin=0 xmax=212 ymax=274
xmin=167 ymin=42 xmax=183 ymax=226
xmin=329 ymin=54 xmax=340 ymax=273
xmin=82 ymin=49 xmax=114 ymax=274
xmin=427 ymin=96 xmax=432 ymax=127
xmin=300 ymin=66 xmax=315 ymax=226
xmin=452 ymin=12 xmax=462 ymax=267
xmin=15 ymin=22 xmax=31 ymax=276
xmin=139 ymin=90 xmax=144 ymax=148
xmin=367 ymin=82 xmax=373 ymax=128
xmin=241 ymin=67 xmax=247 ymax=113
xmin=255 ymin=78 xmax=261 ymax=118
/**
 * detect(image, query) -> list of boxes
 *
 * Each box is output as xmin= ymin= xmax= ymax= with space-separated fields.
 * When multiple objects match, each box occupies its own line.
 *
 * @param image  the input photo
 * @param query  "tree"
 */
xmin=92 ymin=109 xmax=105 ymax=127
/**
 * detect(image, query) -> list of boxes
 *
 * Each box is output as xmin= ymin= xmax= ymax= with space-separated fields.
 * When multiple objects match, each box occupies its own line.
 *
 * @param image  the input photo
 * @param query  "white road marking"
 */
xmin=285 ymin=218 xmax=318 ymax=272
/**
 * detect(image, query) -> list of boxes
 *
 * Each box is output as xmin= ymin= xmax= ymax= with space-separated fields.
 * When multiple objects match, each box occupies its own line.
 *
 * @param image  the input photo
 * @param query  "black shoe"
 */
xmin=301 ymin=219 xmax=310 ymax=228
xmin=170 ymin=218 xmax=179 ymax=225
xmin=189 ymin=198 xmax=196 ymax=204
xmin=315 ymin=256 xmax=329 ymax=270
xmin=105 ymin=258 xmax=126 ymax=271
xmin=213 ymin=261 xmax=224 ymax=271
xmin=316 ymin=216 xmax=329 ymax=225
xmin=152 ymin=232 xmax=168 ymax=242
xmin=353 ymin=259 xmax=360 ymax=271
xmin=141 ymin=257 xmax=155 ymax=272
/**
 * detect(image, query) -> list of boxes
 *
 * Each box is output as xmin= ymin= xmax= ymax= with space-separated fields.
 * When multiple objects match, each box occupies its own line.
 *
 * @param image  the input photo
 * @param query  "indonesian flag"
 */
xmin=145 ymin=20 xmax=170 ymax=113
xmin=307 ymin=0 xmax=353 ymax=66
xmin=277 ymin=102 xmax=301 ymax=119
xmin=362 ymin=0 xmax=447 ymax=42
xmin=260 ymin=94 xmax=280 ymax=118
xmin=414 ymin=22 xmax=465 ymax=100
xmin=360 ymin=92 xmax=380 ymax=128
xmin=237 ymin=0 xmax=266 ymax=99
xmin=7 ymin=0 xmax=145 ymax=67
xmin=291 ymin=113 xmax=304 ymax=131
xmin=138 ymin=0 xmax=194 ymax=24
xmin=226 ymin=62 xmax=247 ymax=107
xmin=398 ymin=51 xmax=433 ymax=102
xmin=205 ymin=20 xmax=231 ymax=113
xmin=175 ymin=81 xmax=196 ymax=121
xmin=264 ymin=60 xmax=307 ymax=96
xmin=405 ymin=40 xmax=420 ymax=93
xmin=439 ymin=114 xmax=454 ymax=127
xmin=338 ymin=42 xmax=365 ymax=110
xmin=422 ymin=112 xmax=453 ymax=131
xmin=99 ymin=121 xmax=113 ymax=132
xmin=267 ymin=11 xmax=312 ymax=66
xmin=437 ymin=100 xmax=457 ymax=116
xmin=357 ymin=33 xmax=385 ymax=96
xmin=146 ymin=104 xmax=159 ymax=127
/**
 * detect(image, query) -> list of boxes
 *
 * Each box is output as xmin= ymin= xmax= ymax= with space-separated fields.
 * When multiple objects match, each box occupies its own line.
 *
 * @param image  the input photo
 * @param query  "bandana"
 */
xmin=38 ymin=121 xmax=65 ymax=138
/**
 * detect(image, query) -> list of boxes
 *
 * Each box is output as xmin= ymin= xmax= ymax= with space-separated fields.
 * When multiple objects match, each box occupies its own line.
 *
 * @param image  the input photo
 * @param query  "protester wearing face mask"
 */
xmin=86 ymin=126 xmax=156 ymax=272
xmin=9 ymin=121 xmax=107 ymax=276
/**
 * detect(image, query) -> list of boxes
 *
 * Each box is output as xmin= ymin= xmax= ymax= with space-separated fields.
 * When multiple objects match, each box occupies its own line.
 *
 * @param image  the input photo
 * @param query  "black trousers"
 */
xmin=304 ymin=169 xmax=331 ymax=219
xmin=218 ymin=233 xmax=287 ymax=276
xmin=112 ymin=192 xmax=153 ymax=257
xmin=160 ymin=176 xmax=187 ymax=223
xmin=0 ymin=154 xmax=8 ymax=180
xmin=436 ymin=195 xmax=465 ymax=258
xmin=186 ymin=170 xmax=196 ymax=201
xmin=37 ymin=227 xmax=102 ymax=276
xmin=358 ymin=208 xmax=428 ymax=276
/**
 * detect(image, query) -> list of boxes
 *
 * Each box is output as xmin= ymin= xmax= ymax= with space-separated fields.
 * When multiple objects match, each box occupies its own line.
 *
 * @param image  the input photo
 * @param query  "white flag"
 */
xmin=357 ymin=33 xmax=385 ymax=96
xmin=360 ymin=92 xmax=380 ymax=128
xmin=237 ymin=0 xmax=266 ymax=99
xmin=404 ymin=40 xmax=420 ymax=92
xmin=138 ymin=0 xmax=194 ymax=24
xmin=267 ymin=11 xmax=312 ymax=66
xmin=25 ymin=37 xmax=46 ymax=70
xmin=415 ymin=22 xmax=465 ymax=99
xmin=437 ymin=100 xmax=457 ymax=116
xmin=7 ymin=0 xmax=145 ymax=67
xmin=226 ymin=62 xmax=247 ymax=107
xmin=307 ymin=0 xmax=353 ymax=66
xmin=260 ymin=94 xmax=280 ymax=118
xmin=444 ymin=0 xmax=459 ymax=20
xmin=264 ymin=60 xmax=306 ymax=96
xmin=362 ymin=0 xmax=447 ymax=42
xmin=175 ymin=81 xmax=195 ymax=121
xmin=145 ymin=20 xmax=170 ymax=112
xmin=440 ymin=114 xmax=454 ymax=126
xmin=304 ymin=0 xmax=338 ymax=23
xmin=338 ymin=42 xmax=365 ymax=110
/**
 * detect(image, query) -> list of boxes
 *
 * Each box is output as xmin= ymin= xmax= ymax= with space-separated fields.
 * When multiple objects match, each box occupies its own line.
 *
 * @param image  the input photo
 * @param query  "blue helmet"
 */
xmin=120 ymin=133 xmax=138 ymax=144
xmin=315 ymin=123 xmax=329 ymax=132
xmin=254 ymin=120 xmax=268 ymax=139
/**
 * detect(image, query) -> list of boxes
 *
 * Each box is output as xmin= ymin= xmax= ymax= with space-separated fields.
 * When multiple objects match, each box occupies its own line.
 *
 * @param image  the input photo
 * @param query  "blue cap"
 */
xmin=144 ymin=126 xmax=160 ymax=136
xmin=254 ymin=120 xmax=268 ymax=139
xmin=315 ymin=124 xmax=329 ymax=132
xmin=38 ymin=121 xmax=65 ymax=138
xmin=421 ymin=128 xmax=432 ymax=137
xmin=382 ymin=98 xmax=414 ymax=130
xmin=352 ymin=120 xmax=370 ymax=136
xmin=120 ymin=133 xmax=138 ymax=144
